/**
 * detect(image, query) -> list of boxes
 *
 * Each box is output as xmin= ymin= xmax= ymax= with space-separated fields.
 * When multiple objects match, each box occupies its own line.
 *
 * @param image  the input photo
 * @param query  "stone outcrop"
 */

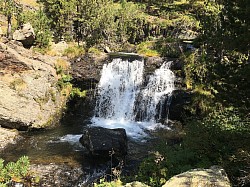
xmin=13 ymin=23 xmax=35 ymax=47
xmin=124 ymin=181 xmax=149 ymax=187
xmin=70 ymin=54 xmax=107 ymax=90
xmin=163 ymin=166 xmax=231 ymax=187
xmin=79 ymin=127 xmax=128 ymax=158
xmin=0 ymin=41 xmax=68 ymax=133
xmin=0 ymin=128 xmax=20 ymax=152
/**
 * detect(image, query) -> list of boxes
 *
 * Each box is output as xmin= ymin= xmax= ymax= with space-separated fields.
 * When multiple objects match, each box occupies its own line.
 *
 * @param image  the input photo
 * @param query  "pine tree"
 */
xmin=38 ymin=0 xmax=76 ymax=42
xmin=0 ymin=0 xmax=22 ymax=39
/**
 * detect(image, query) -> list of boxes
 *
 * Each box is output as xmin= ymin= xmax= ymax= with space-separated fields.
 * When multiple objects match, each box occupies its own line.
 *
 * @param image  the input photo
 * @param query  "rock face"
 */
xmin=163 ymin=166 xmax=231 ymax=187
xmin=169 ymin=90 xmax=192 ymax=121
xmin=0 ymin=128 xmax=20 ymax=152
xmin=79 ymin=127 xmax=128 ymax=158
xmin=0 ymin=41 xmax=68 ymax=131
xmin=13 ymin=23 xmax=35 ymax=47
xmin=70 ymin=54 xmax=107 ymax=90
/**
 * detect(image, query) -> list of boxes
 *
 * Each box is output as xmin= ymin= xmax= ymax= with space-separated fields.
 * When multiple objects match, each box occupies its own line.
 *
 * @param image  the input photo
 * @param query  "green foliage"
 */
xmin=94 ymin=179 xmax=122 ymax=187
xmin=18 ymin=8 xmax=52 ymax=47
xmin=136 ymin=41 xmax=159 ymax=57
xmin=57 ymin=74 xmax=72 ymax=89
xmin=70 ymin=87 xmax=86 ymax=98
xmin=184 ymin=108 xmax=250 ymax=185
xmin=136 ymin=151 xmax=167 ymax=186
xmin=155 ymin=38 xmax=181 ymax=58
xmin=219 ymin=0 xmax=250 ymax=53
xmin=0 ymin=0 xmax=23 ymax=38
xmin=63 ymin=45 xmax=85 ymax=58
xmin=88 ymin=47 xmax=102 ymax=55
xmin=0 ymin=156 xmax=31 ymax=186
xmin=38 ymin=0 xmax=76 ymax=42
xmin=136 ymin=107 xmax=250 ymax=186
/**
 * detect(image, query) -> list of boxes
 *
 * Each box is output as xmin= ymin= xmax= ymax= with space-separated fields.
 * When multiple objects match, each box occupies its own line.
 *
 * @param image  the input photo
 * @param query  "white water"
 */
xmin=91 ymin=58 xmax=175 ymax=138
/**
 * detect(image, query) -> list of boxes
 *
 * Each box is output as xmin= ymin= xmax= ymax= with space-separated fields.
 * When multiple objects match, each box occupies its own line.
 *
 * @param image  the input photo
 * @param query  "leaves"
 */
xmin=0 ymin=156 xmax=31 ymax=186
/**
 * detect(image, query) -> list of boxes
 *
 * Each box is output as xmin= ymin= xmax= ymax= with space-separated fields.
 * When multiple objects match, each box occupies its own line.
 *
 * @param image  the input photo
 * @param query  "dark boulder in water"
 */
xmin=79 ymin=127 xmax=128 ymax=158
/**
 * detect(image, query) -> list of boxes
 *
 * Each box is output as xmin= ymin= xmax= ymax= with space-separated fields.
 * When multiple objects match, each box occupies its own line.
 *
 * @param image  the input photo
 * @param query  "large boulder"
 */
xmin=13 ymin=23 xmax=35 ymax=47
xmin=79 ymin=127 xmax=128 ymax=158
xmin=163 ymin=166 xmax=231 ymax=187
xmin=0 ymin=41 xmax=69 ymax=132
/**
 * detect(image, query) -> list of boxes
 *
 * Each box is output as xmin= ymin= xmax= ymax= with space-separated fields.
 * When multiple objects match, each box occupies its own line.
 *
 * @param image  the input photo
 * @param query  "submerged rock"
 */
xmin=79 ymin=127 xmax=128 ymax=158
xmin=163 ymin=166 xmax=231 ymax=187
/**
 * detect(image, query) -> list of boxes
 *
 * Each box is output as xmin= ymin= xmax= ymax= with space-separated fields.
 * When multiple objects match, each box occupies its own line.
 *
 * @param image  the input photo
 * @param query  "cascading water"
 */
xmin=91 ymin=58 xmax=175 ymax=138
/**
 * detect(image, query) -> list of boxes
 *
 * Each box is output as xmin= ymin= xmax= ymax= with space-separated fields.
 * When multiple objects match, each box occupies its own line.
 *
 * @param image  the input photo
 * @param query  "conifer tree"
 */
xmin=38 ymin=0 xmax=76 ymax=42
xmin=0 ymin=0 xmax=22 ymax=39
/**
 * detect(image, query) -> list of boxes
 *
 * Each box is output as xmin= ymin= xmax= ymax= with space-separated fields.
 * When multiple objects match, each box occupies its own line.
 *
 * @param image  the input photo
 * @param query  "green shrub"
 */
xmin=63 ymin=45 xmax=85 ymax=58
xmin=57 ymin=74 xmax=72 ymax=90
xmin=0 ymin=156 xmax=32 ymax=186
xmin=70 ymin=87 xmax=86 ymax=98
xmin=88 ymin=47 xmax=102 ymax=55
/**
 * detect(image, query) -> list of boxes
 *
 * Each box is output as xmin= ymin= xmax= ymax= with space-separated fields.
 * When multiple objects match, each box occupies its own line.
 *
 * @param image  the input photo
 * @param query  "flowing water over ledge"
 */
xmin=92 ymin=58 xmax=175 ymax=139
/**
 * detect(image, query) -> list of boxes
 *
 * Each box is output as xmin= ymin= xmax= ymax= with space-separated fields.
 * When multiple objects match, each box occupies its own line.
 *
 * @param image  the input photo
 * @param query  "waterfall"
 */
xmin=91 ymin=58 xmax=175 ymax=138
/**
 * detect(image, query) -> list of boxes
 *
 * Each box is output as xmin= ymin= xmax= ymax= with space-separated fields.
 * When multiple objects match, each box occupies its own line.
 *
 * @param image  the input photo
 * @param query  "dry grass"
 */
xmin=55 ymin=58 xmax=70 ymax=74
xmin=18 ymin=0 xmax=39 ymax=8
xmin=9 ymin=78 xmax=27 ymax=91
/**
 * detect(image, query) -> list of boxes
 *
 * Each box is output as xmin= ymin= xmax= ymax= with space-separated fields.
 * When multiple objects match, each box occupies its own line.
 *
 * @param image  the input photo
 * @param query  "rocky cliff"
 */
xmin=0 ymin=40 xmax=69 ymax=150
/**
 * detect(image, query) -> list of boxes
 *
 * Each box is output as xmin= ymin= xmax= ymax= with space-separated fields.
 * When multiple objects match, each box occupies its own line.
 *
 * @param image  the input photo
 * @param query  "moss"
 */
xmin=136 ymin=41 xmax=160 ymax=57
xmin=9 ymin=78 xmax=27 ymax=91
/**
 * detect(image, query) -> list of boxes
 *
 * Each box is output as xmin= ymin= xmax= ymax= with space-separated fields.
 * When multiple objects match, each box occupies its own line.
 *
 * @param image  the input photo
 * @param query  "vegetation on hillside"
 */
xmin=0 ymin=0 xmax=249 ymax=186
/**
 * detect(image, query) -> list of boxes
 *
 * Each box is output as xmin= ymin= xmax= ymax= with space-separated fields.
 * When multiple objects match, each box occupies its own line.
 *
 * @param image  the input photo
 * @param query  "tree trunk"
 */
xmin=7 ymin=14 xmax=12 ymax=40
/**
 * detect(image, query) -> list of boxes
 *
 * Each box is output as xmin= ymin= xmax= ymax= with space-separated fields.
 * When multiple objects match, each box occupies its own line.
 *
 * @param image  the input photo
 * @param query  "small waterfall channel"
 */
xmin=91 ymin=58 xmax=175 ymax=138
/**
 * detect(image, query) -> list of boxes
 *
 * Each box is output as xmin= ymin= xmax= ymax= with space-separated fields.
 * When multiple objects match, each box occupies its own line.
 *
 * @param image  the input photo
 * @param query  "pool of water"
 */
xmin=1 ymin=110 xmax=88 ymax=165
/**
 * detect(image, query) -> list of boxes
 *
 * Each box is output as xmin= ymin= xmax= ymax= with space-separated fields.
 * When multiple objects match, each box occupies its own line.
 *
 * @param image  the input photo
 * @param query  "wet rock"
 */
xmin=79 ymin=127 xmax=128 ymax=158
xmin=70 ymin=53 xmax=107 ymax=90
xmin=169 ymin=90 xmax=192 ymax=121
xmin=162 ymin=166 xmax=231 ymax=187
xmin=30 ymin=163 xmax=84 ymax=187
xmin=13 ymin=23 xmax=35 ymax=48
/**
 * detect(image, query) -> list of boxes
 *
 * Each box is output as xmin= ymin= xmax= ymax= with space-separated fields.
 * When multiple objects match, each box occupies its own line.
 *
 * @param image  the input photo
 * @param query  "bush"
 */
xmin=0 ymin=156 xmax=33 ymax=186
xmin=63 ymin=45 xmax=85 ymax=58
